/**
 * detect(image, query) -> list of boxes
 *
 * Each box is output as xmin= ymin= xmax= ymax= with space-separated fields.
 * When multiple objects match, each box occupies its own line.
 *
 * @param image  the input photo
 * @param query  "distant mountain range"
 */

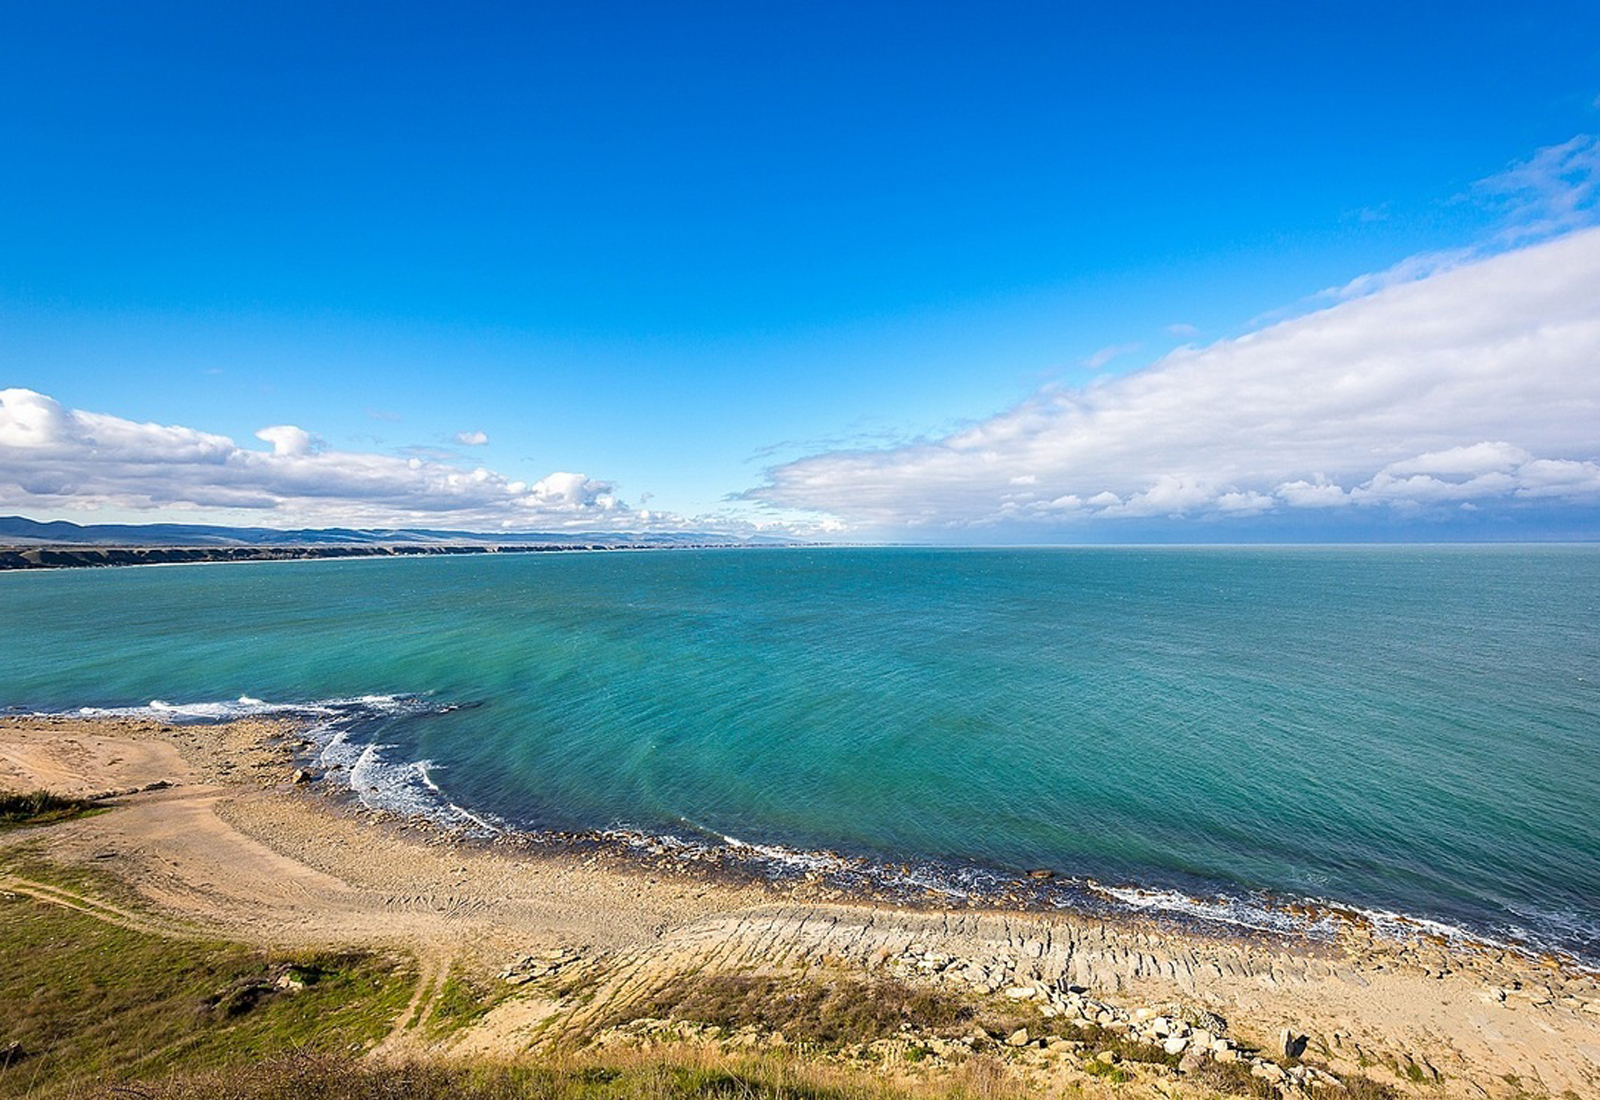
xmin=0 ymin=515 xmax=801 ymax=549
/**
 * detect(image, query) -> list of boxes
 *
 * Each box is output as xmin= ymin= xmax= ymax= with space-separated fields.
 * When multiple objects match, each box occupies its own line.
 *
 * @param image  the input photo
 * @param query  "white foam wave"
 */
xmin=1093 ymin=883 xmax=1328 ymax=937
xmin=64 ymin=693 xmax=417 ymax=723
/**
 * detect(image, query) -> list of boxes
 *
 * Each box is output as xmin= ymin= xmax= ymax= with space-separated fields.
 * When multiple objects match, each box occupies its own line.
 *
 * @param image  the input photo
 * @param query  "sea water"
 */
xmin=3 ymin=546 xmax=1597 ymax=962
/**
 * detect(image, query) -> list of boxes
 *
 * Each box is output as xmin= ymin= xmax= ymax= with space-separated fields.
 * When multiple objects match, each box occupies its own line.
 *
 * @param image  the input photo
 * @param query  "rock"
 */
xmin=1005 ymin=1028 xmax=1030 ymax=1047
xmin=1279 ymin=1028 xmax=1308 ymax=1058
xmin=1095 ymin=1050 xmax=1120 ymax=1065
xmin=1178 ymin=1051 xmax=1206 ymax=1073
xmin=1191 ymin=1028 xmax=1215 ymax=1047
xmin=1215 ymin=1048 xmax=1240 ymax=1063
xmin=1003 ymin=986 xmax=1035 ymax=1000
xmin=1252 ymin=1062 xmax=1287 ymax=1082
xmin=291 ymin=769 xmax=312 ymax=784
xmin=1151 ymin=1016 xmax=1173 ymax=1036
xmin=1026 ymin=868 xmax=1054 ymax=880
xmin=1163 ymin=1037 xmax=1189 ymax=1055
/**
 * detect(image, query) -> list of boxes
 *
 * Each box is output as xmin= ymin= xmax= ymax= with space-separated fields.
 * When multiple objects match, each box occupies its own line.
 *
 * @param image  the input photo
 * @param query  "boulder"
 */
xmin=1005 ymin=1028 xmax=1030 ymax=1047
xmin=1162 ymin=1037 xmax=1189 ymax=1056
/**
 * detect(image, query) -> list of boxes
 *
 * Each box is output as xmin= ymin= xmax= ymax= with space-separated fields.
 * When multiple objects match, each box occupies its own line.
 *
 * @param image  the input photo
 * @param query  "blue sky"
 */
xmin=3 ymin=1 xmax=1599 ymax=540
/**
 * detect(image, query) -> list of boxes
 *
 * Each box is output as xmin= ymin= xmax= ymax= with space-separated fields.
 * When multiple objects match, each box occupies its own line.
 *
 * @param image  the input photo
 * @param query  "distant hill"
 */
xmin=0 ymin=515 xmax=801 ymax=549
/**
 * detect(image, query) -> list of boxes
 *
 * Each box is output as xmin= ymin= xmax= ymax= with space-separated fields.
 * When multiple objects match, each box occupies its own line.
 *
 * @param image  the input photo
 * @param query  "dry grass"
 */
xmin=0 ymin=789 xmax=102 ymax=830
xmin=62 ymin=1047 xmax=1033 ymax=1100
xmin=600 ymin=974 xmax=991 ymax=1048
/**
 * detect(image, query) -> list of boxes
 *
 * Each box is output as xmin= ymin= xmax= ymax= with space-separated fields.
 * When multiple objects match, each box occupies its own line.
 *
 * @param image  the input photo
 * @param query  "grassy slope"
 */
xmin=0 ymin=865 xmax=414 ymax=1098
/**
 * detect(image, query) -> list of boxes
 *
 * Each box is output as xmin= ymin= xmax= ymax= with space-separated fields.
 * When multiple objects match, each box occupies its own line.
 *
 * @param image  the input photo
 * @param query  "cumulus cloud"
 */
xmin=255 ymin=425 xmax=317 ymax=457
xmin=746 ymin=226 xmax=1600 ymax=533
xmin=454 ymin=429 xmax=489 ymax=446
xmin=0 ymin=389 xmax=631 ymax=529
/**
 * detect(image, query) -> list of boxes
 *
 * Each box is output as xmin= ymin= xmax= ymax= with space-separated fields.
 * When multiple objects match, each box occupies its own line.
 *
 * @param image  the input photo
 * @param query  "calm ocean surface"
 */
xmin=4 ymin=547 xmax=1598 ymax=960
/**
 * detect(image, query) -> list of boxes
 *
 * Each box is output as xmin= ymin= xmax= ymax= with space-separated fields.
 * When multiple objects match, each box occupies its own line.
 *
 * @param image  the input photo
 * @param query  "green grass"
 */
xmin=0 ymin=842 xmax=153 ymax=912
xmin=427 ymin=969 xmax=518 ymax=1038
xmin=1078 ymin=1058 xmax=1132 ymax=1084
xmin=0 ymin=884 xmax=413 ymax=1097
xmin=0 ymin=790 xmax=103 ymax=830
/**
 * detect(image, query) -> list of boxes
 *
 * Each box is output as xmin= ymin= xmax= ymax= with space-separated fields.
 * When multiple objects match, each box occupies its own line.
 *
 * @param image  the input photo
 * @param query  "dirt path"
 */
xmin=372 ymin=946 xmax=458 ymax=1058
xmin=0 ymin=871 xmax=186 ymax=937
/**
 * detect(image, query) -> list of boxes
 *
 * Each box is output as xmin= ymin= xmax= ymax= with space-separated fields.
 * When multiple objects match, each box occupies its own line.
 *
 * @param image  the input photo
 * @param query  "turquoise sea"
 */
xmin=4 ymin=547 xmax=1598 ymax=962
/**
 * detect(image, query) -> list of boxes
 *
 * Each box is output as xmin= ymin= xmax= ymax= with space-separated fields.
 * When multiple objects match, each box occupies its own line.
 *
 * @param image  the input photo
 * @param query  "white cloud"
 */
xmin=1312 ymin=134 xmax=1600 ymax=307
xmin=1479 ymin=133 xmax=1600 ymax=243
xmin=255 ymin=425 xmax=317 ymax=457
xmin=0 ymin=388 xmax=632 ymax=529
xmin=1166 ymin=323 xmax=1199 ymax=338
xmin=454 ymin=429 xmax=489 ymax=446
xmin=1081 ymin=342 xmax=1141 ymax=370
xmin=747 ymin=226 xmax=1600 ymax=533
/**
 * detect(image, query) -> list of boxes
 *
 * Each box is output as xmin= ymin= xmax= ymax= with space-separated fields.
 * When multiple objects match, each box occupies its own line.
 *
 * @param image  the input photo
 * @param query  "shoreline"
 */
xmin=245 ymin=696 xmax=1600 ymax=972
xmin=4 ymin=714 xmax=1600 ymax=1097
xmin=0 ymin=541 xmax=787 ymax=572
xmin=15 ymin=696 xmax=1599 ymax=975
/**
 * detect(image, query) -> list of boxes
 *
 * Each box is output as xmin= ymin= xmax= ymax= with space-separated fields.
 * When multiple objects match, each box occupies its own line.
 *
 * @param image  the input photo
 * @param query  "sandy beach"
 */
xmin=3 ymin=714 xmax=1598 ymax=1098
